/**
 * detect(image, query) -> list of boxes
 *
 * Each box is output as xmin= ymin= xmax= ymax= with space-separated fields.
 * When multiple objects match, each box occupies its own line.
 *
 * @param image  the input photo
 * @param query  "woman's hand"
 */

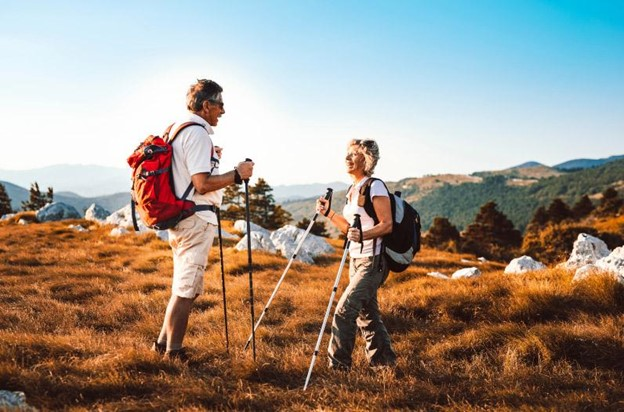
xmin=347 ymin=227 xmax=362 ymax=243
xmin=316 ymin=197 xmax=330 ymax=216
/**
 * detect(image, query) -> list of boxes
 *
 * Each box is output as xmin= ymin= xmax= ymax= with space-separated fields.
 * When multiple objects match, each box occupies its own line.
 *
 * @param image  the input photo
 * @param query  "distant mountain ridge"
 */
xmin=0 ymin=165 xmax=129 ymax=197
xmin=282 ymin=156 xmax=624 ymax=234
xmin=0 ymin=180 xmax=129 ymax=215
xmin=3 ymin=155 xmax=623 ymax=228
xmin=553 ymin=155 xmax=624 ymax=171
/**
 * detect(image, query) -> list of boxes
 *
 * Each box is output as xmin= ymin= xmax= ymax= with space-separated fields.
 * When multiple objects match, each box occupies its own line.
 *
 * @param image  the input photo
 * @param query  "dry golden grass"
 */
xmin=1 ymin=220 xmax=624 ymax=410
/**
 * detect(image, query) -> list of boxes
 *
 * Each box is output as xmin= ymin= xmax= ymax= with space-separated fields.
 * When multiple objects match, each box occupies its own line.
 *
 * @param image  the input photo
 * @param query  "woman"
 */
xmin=316 ymin=139 xmax=397 ymax=371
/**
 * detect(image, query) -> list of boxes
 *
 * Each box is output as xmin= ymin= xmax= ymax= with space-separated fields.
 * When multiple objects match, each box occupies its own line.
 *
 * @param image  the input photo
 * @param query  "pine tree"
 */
xmin=595 ymin=187 xmax=623 ymax=217
xmin=0 ymin=183 xmax=13 ymax=216
xmin=527 ymin=206 xmax=549 ymax=229
xmin=247 ymin=178 xmax=292 ymax=230
xmin=461 ymin=201 xmax=521 ymax=260
xmin=222 ymin=183 xmax=243 ymax=208
xmin=572 ymin=195 xmax=594 ymax=219
xmin=424 ymin=217 xmax=460 ymax=251
xmin=546 ymin=198 xmax=573 ymax=224
xmin=21 ymin=182 xmax=49 ymax=211
xmin=249 ymin=178 xmax=274 ymax=225
xmin=45 ymin=186 xmax=54 ymax=204
xmin=297 ymin=217 xmax=329 ymax=237
xmin=270 ymin=204 xmax=292 ymax=230
xmin=221 ymin=183 xmax=244 ymax=220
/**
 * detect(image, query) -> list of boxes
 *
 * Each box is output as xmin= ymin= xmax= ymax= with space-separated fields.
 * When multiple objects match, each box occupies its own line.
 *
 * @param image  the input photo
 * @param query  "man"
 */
xmin=152 ymin=79 xmax=254 ymax=360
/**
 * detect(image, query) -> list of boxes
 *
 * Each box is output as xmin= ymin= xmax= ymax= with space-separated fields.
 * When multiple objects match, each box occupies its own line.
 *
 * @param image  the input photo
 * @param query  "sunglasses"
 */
xmin=208 ymin=99 xmax=224 ymax=109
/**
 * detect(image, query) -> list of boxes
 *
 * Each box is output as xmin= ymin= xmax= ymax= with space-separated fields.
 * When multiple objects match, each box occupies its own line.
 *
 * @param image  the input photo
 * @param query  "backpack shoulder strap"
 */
xmin=359 ymin=177 xmax=386 ymax=224
xmin=166 ymin=122 xmax=206 ymax=144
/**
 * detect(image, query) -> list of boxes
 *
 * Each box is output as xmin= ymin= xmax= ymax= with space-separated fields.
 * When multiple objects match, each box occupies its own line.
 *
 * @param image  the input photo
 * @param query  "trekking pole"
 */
xmin=243 ymin=158 xmax=257 ymax=361
xmin=303 ymin=214 xmax=361 ymax=391
xmin=244 ymin=188 xmax=334 ymax=351
xmin=215 ymin=208 xmax=229 ymax=352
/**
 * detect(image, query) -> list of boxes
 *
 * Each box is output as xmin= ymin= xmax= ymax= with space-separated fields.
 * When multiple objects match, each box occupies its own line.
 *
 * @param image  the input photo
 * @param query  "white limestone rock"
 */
xmin=573 ymin=247 xmax=624 ymax=284
xmin=105 ymin=204 xmax=143 ymax=229
xmin=427 ymin=271 xmax=450 ymax=280
xmin=68 ymin=224 xmax=88 ymax=232
xmin=234 ymin=220 xmax=270 ymax=235
xmin=270 ymin=225 xmax=334 ymax=264
xmin=565 ymin=233 xmax=610 ymax=269
xmin=217 ymin=229 xmax=239 ymax=240
xmin=36 ymin=202 xmax=81 ymax=222
xmin=504 ymin=255 xmax=546 ymax=275
xmin=18 ymin=218 xmax=28 ymax=225
xmin=0 ymin=390 xmax=36 ymax=411
xmin=235 ymin=231 xmax=277 ymax=254
xmin=451 ymin=267 xmax=482 ymax=279
xmin=85 ymin=203 xmax=110 ymax=222
xmin=572 ymin=264 xmax=602 ymax=282
xmin=110 ymin=227 xmax=129 ymax=236
xmin=155 ymin=230 xmax=168 ymax=241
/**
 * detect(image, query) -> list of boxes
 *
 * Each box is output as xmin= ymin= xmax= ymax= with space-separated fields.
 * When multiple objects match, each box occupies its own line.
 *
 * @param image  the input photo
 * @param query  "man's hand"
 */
xmin=237 ymin=160 xmax=254 ymax=180
xmin=214 ymin=146 xmax=223 ymax=159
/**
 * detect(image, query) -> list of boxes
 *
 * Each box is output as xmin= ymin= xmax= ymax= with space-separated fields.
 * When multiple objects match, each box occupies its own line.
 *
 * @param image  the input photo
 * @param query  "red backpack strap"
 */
xmin=166 ymin=122 xmax=206 ymax=144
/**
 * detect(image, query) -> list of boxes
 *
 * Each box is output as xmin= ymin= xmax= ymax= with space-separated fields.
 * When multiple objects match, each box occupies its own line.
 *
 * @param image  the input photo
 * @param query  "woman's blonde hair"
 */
xmin=349 ymin=139 xmax=380 ymax=176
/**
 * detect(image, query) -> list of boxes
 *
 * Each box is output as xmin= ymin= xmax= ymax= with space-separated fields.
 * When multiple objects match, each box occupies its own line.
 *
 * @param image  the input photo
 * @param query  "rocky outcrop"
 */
xmin=235 ymin=231 xmax=277 ymax=253
xmin=36 ymin=202 xmax=81 ymax=222
xmin=85 ymin=203 xmax=110 ymax=222
xmin=565 ymin=233 xmax=610 ymax=269
xmin=573 ymin=246 xmax=624 ymax=284
xmin=504 ymin=255 xmax=546 ymax=275
xmin=234 ymin=220 xmax=270 ymax=235
xmin=270 ymin=225 xmax=334 ymax=264
xmin=105 ymin=204 xmax=142 ymax=229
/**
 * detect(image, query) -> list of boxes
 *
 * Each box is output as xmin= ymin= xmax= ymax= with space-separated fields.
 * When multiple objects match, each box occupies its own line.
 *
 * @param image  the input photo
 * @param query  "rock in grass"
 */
xmin=270 ymin=225 xmax=334 ymax=264
xmin=565 ymin=233 xmax=610 ymax=269
xmin=234 ymin=220 xmax=269 ymax=235
xmin=0 ymin=390 xmax=36 ymax=411
xmin=427 ymin=271 xmax=450 ymax=280
xmin=504 ymin=255 xmax=546 ymax=275
xmin=36 ymin=202 xmax=81 ymax=222
xmin=85 ymin=203 xmax=110 ymax=222
xmin=575 ymin=246 xmax=624 ymax=285
xmin=451 ymin=267 xmax=481 ymax=279
xmin=110 ymin=227 xmax=129 ymax=236
xmin=235 ymin=231 xmax=277 ymax=254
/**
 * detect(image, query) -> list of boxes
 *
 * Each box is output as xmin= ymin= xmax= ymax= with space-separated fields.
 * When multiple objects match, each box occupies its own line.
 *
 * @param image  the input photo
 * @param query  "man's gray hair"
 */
xmin=186 ymin=79 xmax=223 ymax=112
xmin=349 ymin=139 xmax=380 ymax=177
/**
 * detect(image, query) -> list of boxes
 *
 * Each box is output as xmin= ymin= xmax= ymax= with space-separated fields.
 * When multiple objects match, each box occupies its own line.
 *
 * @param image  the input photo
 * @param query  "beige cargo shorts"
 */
xmin=168 ymin=214 xmax=216 ymax=299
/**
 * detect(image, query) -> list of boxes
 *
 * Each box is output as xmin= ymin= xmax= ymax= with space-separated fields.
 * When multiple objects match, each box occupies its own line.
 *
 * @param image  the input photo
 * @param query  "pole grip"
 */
xmin=244 ymin=158 xmax=253 ymax=183
xmin=322 ymin=187 xmax=333 ymax=217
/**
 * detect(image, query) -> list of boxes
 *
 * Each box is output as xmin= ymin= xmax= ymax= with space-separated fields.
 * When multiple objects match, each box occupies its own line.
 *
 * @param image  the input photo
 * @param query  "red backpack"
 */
xmin=127 ymin=122 xmax=216 ymax=231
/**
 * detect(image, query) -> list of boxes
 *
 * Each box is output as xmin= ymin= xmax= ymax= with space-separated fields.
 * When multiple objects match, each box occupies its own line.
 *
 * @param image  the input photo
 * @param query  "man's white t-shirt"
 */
xmin=342 ymin=177 xmax=389 ymax=258
xmin=169 ymin=113 xmax=222 ymax=225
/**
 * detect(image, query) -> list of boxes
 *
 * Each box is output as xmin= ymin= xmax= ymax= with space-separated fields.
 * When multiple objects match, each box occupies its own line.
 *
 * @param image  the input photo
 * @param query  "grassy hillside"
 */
xmin=1 ymin=219 xmax=623 ymax=410
xmin=415 ymin=159 xmax=624 ymax=231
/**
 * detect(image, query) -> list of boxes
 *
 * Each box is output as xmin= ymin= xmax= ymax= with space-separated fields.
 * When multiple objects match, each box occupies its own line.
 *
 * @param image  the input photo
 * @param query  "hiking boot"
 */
xmin=151 ymin=341 xmax=167 ymax=355
xmin=164 ymin=347 xmax=190 ymax=362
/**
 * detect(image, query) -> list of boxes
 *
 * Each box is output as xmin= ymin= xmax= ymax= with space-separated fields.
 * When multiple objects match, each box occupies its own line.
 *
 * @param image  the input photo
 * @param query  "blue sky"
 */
xmin=1 ymin=0 xmax=622 ymax=186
